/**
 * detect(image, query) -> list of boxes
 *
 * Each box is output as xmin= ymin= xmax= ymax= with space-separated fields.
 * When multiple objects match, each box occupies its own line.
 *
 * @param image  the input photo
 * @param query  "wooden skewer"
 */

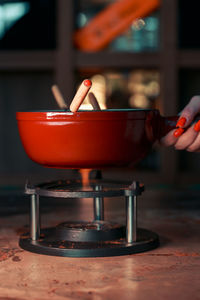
xmin=70 ymin=79 xmax=92 ymax=112
xmin=51 ymin=85 xmax=68 ymax=109
xmin=88 ymin=92 xmax=101 ymax=110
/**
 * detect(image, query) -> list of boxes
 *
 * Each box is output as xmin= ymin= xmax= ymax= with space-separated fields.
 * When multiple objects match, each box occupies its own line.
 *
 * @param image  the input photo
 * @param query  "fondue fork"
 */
xmin=51 ymin=85 xmax=68 ymax=110
xmin=70 ymin=79 xmax=92 ymax=112
xmin=88 ymin=92 xmax=101 ymax=110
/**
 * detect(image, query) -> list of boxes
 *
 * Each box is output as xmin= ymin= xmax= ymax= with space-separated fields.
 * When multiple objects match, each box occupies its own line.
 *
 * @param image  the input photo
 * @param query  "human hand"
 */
xmin=160 ymin=96 xmax=200 ymax=152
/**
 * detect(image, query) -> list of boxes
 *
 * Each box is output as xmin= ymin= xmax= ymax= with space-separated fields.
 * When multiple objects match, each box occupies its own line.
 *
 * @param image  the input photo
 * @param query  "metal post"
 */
xmin=93 ymin=185 xmax=104 ymax=221
xmin=30 ymin=194 xmax=40 ymax=241
xmin=126 ymin=195 xmax=137 ymax=243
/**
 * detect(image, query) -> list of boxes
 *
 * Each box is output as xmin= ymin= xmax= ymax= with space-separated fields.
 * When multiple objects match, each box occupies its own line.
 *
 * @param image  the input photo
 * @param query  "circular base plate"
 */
xmin=19 ymin=228 xmax=159 ymax=257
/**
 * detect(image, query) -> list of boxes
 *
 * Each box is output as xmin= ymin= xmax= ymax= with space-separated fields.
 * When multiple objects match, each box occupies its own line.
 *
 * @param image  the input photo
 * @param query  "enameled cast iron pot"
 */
xmin=16 ymin=109 xmax=178 ymax=169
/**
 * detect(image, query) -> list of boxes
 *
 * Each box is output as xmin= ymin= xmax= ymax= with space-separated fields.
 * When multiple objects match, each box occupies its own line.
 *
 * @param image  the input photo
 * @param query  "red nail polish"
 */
xmin=83 ymin=79 xmax=92 ymax=87
xmin=194 ymin=120 xmax=200 ymax=132
xmin=176 ymin=117 xmax=187 ymax=128
xmin=174 ymin=128 xmax=184 ymax=137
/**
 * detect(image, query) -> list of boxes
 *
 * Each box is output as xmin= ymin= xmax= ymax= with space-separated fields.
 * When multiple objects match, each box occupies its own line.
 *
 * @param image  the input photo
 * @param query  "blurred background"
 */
xmin=0 ymin=0 xmax=200 ymax=188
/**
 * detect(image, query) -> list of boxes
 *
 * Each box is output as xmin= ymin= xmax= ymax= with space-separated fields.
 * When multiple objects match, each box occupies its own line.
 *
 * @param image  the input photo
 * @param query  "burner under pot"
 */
xmin=54 ymin=221 xmax=125 ymax=242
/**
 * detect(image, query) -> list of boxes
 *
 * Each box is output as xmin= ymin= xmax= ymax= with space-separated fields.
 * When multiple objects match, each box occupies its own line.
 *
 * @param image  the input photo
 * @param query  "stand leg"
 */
xmin=126 ymin=195 xmax=137 ymax=243
xmin=93 ymin=185 xmax=104 ymax=222
xmin=30 ymin=194 xmax=40 ymax=241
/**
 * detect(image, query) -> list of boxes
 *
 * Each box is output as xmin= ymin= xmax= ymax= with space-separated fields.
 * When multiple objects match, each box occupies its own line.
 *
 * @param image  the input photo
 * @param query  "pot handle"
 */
xmin=157 ymin=115 xmax=179 ymax=140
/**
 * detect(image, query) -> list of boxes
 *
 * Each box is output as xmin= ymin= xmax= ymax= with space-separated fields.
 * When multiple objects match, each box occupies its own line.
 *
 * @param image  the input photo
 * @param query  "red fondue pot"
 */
xmin=16 ymin=109 xmax=178 ymax=169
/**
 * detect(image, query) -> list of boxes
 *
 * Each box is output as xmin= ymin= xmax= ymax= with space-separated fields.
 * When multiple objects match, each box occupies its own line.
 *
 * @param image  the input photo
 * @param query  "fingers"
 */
xmin=177 ymin=96 xmax=200 ymax=128
xmin=161 ymin=122 xmax=200 ymax=151
xmin=174 ymin=126 xmax=198 ymax=150
xmin=186 ymin=131 xmax=200 ymax=152
xmin=160 ymin=130 xmax=177 ymax=147
xmin=170 ymin=95 xmax=200 ymax=141
xmin=161 ymin=95 xmax=200 ymax=152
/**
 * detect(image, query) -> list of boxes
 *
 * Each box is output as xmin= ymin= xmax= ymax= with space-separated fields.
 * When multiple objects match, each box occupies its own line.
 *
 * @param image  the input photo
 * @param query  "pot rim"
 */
xmin=16 ymin=109 xmax=159 ymax=121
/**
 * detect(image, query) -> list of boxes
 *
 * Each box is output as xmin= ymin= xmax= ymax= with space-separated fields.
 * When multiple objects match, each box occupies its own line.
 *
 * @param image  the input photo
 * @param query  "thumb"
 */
xmin=177 ymin=96 xmax=200 ymax=127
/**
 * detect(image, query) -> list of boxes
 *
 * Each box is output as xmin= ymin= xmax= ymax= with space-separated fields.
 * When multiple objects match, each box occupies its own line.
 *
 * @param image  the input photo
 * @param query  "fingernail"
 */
xmin=174 ymin=128 xmax=184 ymax=137
xmin=176 ymin=117 xmax=187 ymax=128
xmin=194 ymin=120 xmax=200 ymax=132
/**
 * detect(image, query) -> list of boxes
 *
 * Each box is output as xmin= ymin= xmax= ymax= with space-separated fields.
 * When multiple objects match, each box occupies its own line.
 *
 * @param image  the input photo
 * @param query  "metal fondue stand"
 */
xmin=19 ymin=178 xmax=159 ymax=257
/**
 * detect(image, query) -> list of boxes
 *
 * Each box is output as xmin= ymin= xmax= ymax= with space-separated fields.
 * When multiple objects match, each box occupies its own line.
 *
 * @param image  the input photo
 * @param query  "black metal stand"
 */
xmin=19 ymin=180 xmax=159 ymax=257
